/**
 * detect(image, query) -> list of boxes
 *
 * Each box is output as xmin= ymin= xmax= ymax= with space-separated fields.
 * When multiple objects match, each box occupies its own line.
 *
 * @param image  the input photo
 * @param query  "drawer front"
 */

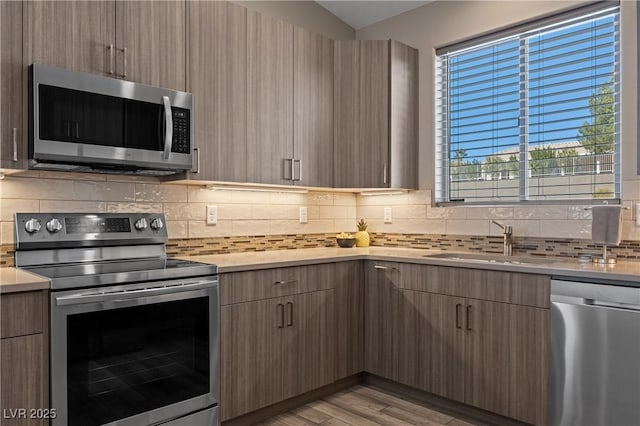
xmin=404 ymin=265 xmax=550 ymax=308
xmin=1 ymin=291 xmax=46 ymax=338
xmin=220 ymin=264 xmax=334 ymax=305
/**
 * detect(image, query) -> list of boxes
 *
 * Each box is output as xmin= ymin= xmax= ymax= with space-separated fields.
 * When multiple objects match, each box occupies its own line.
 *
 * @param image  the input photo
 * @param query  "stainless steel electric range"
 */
xmin=14 ymin=213 xmax=219 ymax=426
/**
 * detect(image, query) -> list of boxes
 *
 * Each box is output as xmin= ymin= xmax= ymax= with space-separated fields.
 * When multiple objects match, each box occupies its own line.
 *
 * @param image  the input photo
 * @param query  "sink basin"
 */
xmin=423 ymin=252 xmax=557 ymax=265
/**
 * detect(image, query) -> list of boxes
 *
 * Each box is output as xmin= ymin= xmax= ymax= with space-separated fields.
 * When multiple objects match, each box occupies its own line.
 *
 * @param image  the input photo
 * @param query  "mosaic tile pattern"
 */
xmin=4 ymin=232 xmax=640 ymax=268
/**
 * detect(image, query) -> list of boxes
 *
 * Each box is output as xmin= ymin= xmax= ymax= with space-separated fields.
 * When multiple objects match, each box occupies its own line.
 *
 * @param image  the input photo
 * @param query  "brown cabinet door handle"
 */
xmin=466 ymin=305 xmax=473 ymax=330
xmin=286 ymin=302 xmax=293 ymax=326
xmin=277 ymin=303 xmax=284 ymax=328
xmin=455 ymin=303 xmax=462 ymax=329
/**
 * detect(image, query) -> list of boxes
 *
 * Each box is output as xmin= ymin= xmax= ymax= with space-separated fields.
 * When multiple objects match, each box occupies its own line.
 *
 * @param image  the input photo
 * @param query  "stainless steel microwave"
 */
xmin=29 ymin=64 xmax=193 ymax=175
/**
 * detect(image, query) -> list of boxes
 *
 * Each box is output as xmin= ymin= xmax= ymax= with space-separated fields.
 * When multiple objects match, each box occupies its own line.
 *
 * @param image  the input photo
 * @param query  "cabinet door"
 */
xmin=1 ymin=334 xmax=47 ymax=426
xmin=246 ymin=10 xmax=294 ymax=185
xmin=188 ymin=1 xmax=246 ymax=181
xmin=334 ymin=261 xmax=364 ymax=379
xmin=24 ymin=0 xmax=115 ymax=75
xmin=0 ymin=0 xmax=23 ymax=168
xmin=358 ymin=40 xmax=389 ymax=188
xmin=389 ymin=40 xmax=418 ymax=189
xmin=364 ymin=261 xmax=403 ymax=381
xmin=115 ymin=1 xmax=186 ymax=90
xmin=400 ymin=290 xmax=465 ymax=402
xmin=465 ymin=300 xmax=549 ymax=425
xmin=333 ymin=41 xmax=359 ymax=188
xmin=283 ymin=289 xmax=336 ymax=399
xmin=293 ymin=27 xmax=333 ymax=187
xmin=220 ymin=299 xmax=284 ymax=421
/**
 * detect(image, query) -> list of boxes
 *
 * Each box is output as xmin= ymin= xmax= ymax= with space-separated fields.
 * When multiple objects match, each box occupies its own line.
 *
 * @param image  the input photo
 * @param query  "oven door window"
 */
xmin=66 ymin=297 xmax=210 ymax=425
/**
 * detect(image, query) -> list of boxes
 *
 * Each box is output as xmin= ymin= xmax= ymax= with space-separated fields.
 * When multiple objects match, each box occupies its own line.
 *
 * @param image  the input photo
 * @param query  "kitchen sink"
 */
xmin=423 ymin=252 xmax=558 ymax=265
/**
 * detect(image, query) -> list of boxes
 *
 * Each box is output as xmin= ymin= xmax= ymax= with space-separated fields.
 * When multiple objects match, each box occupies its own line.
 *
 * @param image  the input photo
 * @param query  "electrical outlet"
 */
xmin=206 ymin=205 xmax=217 ymax=225
xmin=384 ymin=207 xmax=392 ymax=224
xmin=636 ymin=203 xmax=640 ymax=226
xmin=299 ymin=206 xmax=308 ymax=224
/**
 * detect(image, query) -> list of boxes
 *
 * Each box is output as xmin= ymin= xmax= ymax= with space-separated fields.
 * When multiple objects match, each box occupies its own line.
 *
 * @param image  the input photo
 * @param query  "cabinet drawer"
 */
xmin=404 ymin=265 xmax=550 ymax=308
xmin=220 ymin=264 xmax=334 ymax=305
xmin=1 ymin=291 xmax=46 ymax=338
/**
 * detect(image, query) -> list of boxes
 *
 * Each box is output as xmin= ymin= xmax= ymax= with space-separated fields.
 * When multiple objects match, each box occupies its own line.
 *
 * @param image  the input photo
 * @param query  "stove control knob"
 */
xmin=150 ymin=217 xmax=164 ymax=230
xmin=25 ymin=218 xmax=42 ymax=234
xmin=134 ymin=218 xmax=148 ymax=230
xmin=46 ymin=218 xmax=63 ymax=233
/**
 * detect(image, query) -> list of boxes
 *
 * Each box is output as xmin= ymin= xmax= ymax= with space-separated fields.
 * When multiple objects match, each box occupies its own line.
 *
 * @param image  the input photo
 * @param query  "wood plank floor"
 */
xmin=257 ymin=385 xmax=478 ymax=426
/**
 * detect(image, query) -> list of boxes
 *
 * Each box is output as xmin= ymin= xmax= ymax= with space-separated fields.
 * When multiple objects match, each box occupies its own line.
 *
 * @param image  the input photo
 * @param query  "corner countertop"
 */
xmin=0 ymin=267 xmax=50 ymax=294
xmin=179 ymin=246 xmax=640 ymax=284
xmin=3 ymin=246 xmax=639 ymax=293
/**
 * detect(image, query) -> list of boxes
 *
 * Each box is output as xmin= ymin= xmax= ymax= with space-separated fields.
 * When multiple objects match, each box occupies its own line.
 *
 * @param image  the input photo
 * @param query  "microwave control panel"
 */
xmin=171 ymin=108 xmax=191 ymax=154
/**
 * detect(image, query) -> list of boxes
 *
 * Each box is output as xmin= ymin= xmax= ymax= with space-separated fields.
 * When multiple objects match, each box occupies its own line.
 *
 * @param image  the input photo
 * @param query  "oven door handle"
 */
xmin=54 ymin=280 xmax=216 ymax=306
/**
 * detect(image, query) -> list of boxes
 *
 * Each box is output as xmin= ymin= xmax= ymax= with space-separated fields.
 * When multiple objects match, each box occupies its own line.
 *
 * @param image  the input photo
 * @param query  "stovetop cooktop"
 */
xmin=23 ymin=258 xmax=218 ymax=290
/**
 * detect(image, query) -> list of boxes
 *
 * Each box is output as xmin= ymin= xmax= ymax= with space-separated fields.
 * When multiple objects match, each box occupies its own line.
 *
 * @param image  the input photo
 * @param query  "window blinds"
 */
xmin=435 ymin=3 xmax=620 ymax=204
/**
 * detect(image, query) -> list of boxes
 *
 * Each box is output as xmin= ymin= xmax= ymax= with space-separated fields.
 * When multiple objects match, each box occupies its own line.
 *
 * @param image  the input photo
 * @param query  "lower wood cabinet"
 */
xmin=0 ymin=291 xmax=48 ymax=426
xmin=334 ymin=261 xmax=363 ymax=379
xmin=219 ymin=264 xmax=336 ymax=421
xmin=366 ymin=262 xmax=549 ymax=425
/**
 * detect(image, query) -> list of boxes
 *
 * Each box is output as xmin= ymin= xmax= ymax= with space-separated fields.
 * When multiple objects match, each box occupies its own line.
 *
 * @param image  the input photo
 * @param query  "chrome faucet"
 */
xmin=492 ymin=220 xmax=513 ymax=256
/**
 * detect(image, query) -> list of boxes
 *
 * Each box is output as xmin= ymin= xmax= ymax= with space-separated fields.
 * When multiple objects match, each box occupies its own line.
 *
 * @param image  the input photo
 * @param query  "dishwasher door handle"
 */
xmin=584 ymin=299 xmax=640 ymax=312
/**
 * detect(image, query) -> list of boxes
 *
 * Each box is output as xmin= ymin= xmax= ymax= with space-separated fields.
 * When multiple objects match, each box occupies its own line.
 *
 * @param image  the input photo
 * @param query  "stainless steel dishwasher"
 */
xmin=551 ymin=279 xmax=640 ymax=426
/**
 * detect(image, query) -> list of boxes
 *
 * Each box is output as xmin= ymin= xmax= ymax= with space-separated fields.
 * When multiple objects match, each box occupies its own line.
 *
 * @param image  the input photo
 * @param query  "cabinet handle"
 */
xmin=286 ymin=302 xmax=293 ymax=326
xmin=373 ymin=264 xmax=396 ymax=271
xmin=283 ymin=158 xmax=294 ymax=180
xmin=118 ymin=47 xmax=127 ymax=78
xmin=383 ymin=164 xmax=388 ymax=185
xmin=277 ymin=303 xmax=284 ymax=328
xmin=107 ymin=44 xmax=114 ymax=75
xmin=12 ymin=128 xmax=18 ymax=162
xmin=192 ymin=147 xmax=200 ymax=173
xmin=293 ymin=159 xmax=302 ymax=181
xmin=274 ymin=279 xmax=297 ymax=285
xmin=455 ymin=303 xmax=462 ymax=329
xmin=466 ymin=305 xmax=473 ymax=330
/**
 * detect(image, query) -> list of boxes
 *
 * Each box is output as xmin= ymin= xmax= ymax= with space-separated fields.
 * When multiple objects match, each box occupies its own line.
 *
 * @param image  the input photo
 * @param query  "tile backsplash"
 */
xmin=2 ymin=171 xmax=640 ymax=264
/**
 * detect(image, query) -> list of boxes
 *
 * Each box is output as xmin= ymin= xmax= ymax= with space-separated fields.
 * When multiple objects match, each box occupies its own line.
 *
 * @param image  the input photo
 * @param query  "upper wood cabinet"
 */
xmin=245 ymin=12 xmax=335 ymax=187
xmin=24 ymin=1 xmax=185 ymax=89
xmin=0 ymin=0 xmax=24 ymax=168
xmin=334 ymin=39 xmax=418 ymax=189
xmin=187 ymin=1 xmax=247 ymax=182
xmin=246 ymin=10 xmax=294 ymax=185
xmin=115 ymin=1 xmax=186 ymax=90
xmin=293 ymin=27 xmax=334 ymax=188
xmin=24 ymin=1 xmax=115 ymax=76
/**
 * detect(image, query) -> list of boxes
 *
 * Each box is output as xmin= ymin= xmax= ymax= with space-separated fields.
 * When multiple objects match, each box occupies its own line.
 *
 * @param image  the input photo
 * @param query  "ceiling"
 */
xmin=316 ymin=1 xmax=432 ymax=30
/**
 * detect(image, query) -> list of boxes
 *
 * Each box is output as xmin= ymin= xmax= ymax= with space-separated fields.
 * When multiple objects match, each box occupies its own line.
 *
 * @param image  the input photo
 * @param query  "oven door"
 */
xmin=50 ymin=277 xmax=218 ymax=426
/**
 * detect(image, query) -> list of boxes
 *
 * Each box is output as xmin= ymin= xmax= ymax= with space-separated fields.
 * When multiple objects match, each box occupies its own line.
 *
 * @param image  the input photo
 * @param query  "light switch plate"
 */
xmin=299 ymin=206 xmax=308 ymax=224
xmin=206 ymin=205 xmax=217 ymax=225
xmin=636 ymin=203 xmax=640 ymax=226
xmin=384 ymin=207 xmax=392 ymax=224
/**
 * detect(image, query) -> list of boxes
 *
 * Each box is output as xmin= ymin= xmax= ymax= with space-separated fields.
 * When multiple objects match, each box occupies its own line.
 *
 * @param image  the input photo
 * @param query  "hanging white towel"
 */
xmin=591 ymin=205 xmax=622 ymax=246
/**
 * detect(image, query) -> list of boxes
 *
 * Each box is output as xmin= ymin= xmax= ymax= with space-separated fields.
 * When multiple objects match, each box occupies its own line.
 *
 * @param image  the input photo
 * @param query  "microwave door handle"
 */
xmin=162 ymin=95 xmax=173 ymax=160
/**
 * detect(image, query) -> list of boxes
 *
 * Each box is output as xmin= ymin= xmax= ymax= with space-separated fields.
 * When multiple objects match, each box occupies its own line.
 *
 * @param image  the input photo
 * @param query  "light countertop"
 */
xmin=2 ymin=246 xmax=639 ymax=293
xmin=179 ymin=246 xmax=640 ymax=284
xmin=0 ymin=267 xmax=50 ymax=294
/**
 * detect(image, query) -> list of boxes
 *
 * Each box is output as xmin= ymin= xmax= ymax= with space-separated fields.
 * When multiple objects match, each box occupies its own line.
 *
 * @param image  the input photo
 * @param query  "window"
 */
xmin=435 ymin=4 xmax=620 ymax=204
